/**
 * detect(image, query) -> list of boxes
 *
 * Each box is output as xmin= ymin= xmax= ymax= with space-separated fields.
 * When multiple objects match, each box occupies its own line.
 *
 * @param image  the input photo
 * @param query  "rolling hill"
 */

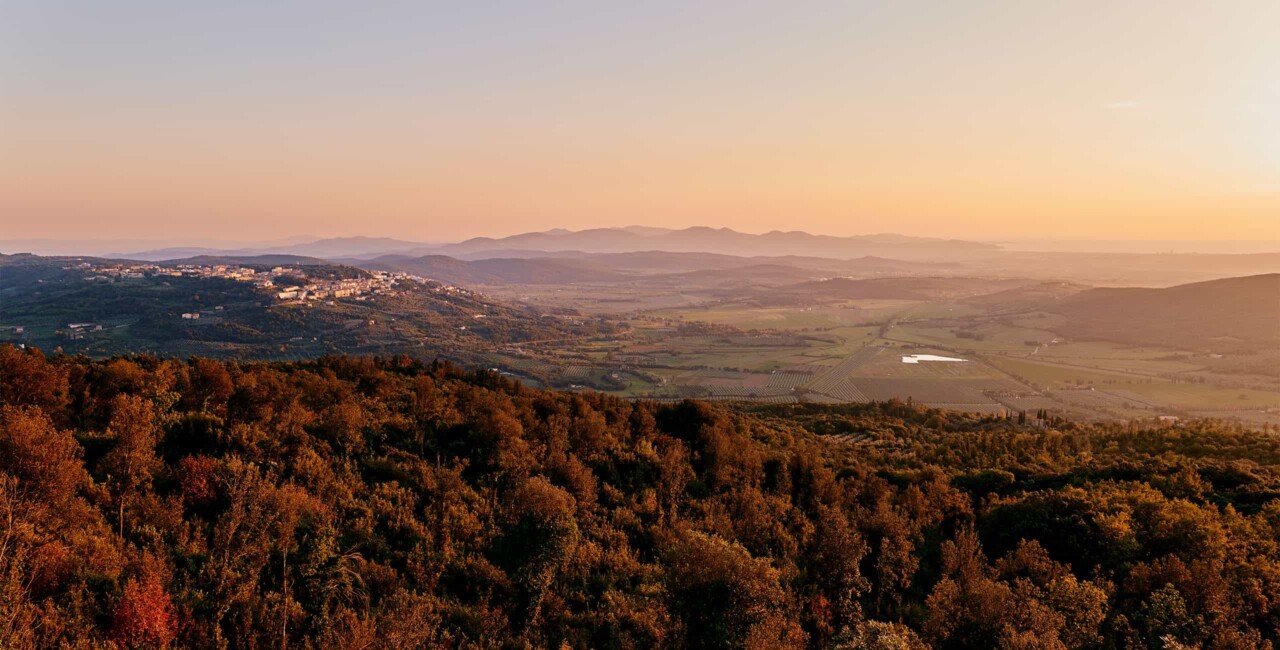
xmin=646 ymin=263 xmax=829 ymax=288
xmin=439 ymin=226 xmax=998 ymax=259
xmin=962 ymin=281 xmax=1091 ymax=309
xmin=1046 ymin=273 xmax=1280 ymax=351
xmin=781 ymin=276 xmax=1034 ymax=301
xmin=158 ymin=254 xmax=332 ymax=266
xmin=0 ymin=254 xmax=614 ymax=361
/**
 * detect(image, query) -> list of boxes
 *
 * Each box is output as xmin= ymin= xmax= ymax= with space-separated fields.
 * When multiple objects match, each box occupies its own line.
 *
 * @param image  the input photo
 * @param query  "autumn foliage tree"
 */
xmin=111 ymin=573 xmax=178 ymax=649
xmin=1 ymin=345 xmax=1280 ymax=648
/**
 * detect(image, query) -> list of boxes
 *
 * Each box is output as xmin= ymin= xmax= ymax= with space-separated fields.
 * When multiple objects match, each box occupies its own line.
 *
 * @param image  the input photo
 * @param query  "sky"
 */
xmin=2 ymin=0 xmax=1278 ymax=244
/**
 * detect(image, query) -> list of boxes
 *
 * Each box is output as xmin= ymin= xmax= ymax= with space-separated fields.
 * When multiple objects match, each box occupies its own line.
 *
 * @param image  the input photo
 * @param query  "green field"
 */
xmin=986 ymin=355 xmax=1149 ymax=386
xmin=539 ymin=299 xmax=1280 ymax=426
xmin=1101 ymin=382 xmax=1279 ymax=411
xmin=656 ymin=301 xmax=919 ymax=330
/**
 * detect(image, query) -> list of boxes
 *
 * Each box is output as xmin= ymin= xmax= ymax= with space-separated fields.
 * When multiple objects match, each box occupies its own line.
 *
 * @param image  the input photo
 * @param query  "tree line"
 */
xmin=2 ymin=344 xmax=1279 ymax=648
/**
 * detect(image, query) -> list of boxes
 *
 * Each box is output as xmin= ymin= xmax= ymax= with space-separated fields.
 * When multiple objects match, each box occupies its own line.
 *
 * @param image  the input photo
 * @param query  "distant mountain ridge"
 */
xmin=112 ymin=236 xmax=431 ymax=261
xmin=159 ymin=254 xmax=332 ymax=266
xmin=9 ymin=229 xmax=1277 ymax=287
xmin=76 ymin=227 xmax=994 ymax=262
xmin=440 ymin=226 xmax=998 ymax=259
xmin=358 ymin=251 xmax=972 ymax=286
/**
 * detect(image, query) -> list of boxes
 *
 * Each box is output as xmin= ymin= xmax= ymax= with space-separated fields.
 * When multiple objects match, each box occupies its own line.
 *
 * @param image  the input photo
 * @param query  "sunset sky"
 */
xmin=2 ymin=1 xmax=1278 ymax=243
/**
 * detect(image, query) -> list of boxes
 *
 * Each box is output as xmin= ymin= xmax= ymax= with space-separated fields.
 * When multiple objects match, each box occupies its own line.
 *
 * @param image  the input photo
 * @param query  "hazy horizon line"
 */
xmin=3 ymin=225 xmax=1280 ymax=259
xmin=4 ymin=224 xmax=1280 ymax=247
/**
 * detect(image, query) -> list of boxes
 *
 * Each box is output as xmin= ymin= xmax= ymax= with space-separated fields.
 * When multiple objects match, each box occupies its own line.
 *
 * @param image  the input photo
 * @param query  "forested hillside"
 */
xmin=0 ymin=255 xmax=614 ymax=361
xmin=3 ymin=345 xmax=1280 ymax=648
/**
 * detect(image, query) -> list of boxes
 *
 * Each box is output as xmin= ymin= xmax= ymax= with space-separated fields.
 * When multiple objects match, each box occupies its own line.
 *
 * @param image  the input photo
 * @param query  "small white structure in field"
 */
xmin=902 ymin=354 xmax=967 ymax=364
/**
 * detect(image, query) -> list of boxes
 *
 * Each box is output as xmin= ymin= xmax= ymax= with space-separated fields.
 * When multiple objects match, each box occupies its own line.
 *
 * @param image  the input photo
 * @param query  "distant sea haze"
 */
xmin=995 ymin=239 xmax=1280 ymax=255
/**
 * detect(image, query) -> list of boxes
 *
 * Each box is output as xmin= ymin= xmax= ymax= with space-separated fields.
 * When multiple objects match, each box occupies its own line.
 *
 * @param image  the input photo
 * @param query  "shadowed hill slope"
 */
xmin=365 ymin=254 xmax=632 ymax=285
xmin=1047 ymin=273 xmax=1280 ymax=351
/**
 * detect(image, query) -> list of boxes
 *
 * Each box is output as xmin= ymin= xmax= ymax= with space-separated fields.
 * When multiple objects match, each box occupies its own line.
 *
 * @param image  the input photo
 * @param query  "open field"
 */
xmin=851 ymin=378 xmax=1004 ymax=405
xmin=1098 ymin=382 xmax=1279 ymax=411
xmin=485 ymin=283 xmax=1280 ymax=426
xmin=653 ymin=301 xmax=921 ymax=330
xmin=4 ymin=253 xmax=1274 ymax=426
xmin=985 ymin=356 xmax=1149 ymax=387
xmin=853 ymin=350 xmax=1008 ymax=379
xmin=37 ymin=260 xmax=1249 ymax=424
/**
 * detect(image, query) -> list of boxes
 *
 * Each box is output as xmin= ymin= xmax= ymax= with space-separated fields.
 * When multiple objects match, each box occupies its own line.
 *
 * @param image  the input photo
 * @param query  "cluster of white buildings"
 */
xmin=58 ymin=322 xmax=104 ymax=340
xmin=72 ymin=261 xmax=274 ymax=287
xmin=272 ymin=270 xmax=420 ymax=302
xmin=66 ymin=262 xmax=432 ymax=303
xmin=63 ymin=262 xmax=486 ymax=320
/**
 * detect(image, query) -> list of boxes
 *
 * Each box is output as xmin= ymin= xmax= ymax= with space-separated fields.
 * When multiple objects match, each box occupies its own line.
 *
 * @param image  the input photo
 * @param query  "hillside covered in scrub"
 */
xmin=3 ymin=345 xmax=1280 ymax=648
xmin=0 ymin=254 xmax=616 ymax=362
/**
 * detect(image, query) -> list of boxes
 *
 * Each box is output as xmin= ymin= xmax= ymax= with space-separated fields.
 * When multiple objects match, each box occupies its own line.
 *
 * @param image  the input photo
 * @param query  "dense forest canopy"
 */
xmin=2 ymin=344 xmax=1279 ymax=648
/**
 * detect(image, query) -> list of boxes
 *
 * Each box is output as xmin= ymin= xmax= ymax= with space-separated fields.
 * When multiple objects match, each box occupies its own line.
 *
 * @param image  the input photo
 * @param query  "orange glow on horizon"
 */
xmin=1 ymin=1 xmax=1277 ymax=243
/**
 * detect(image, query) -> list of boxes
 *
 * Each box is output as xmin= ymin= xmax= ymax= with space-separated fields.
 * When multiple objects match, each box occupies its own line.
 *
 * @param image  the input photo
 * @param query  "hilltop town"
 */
xmin=66 ymin=260 xmax=431 ymax=302
xmin=2 ymin=254 xmax=610 ymax=359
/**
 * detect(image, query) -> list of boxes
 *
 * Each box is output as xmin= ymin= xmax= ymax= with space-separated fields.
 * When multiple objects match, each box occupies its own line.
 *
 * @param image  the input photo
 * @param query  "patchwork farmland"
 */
xmin=470 ymin=283 xmax=1278 ymax=426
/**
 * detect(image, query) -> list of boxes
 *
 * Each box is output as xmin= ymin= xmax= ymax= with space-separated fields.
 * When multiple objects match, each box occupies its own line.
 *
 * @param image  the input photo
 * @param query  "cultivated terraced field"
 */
xmin=700 ymin=385 xmax=793 ymax=398
xmin=779 ymin=364 xmax=827 ymax=374
xmin=850 ymin=378 xmax=998 ymax=404
xmin=823 ymin=380 xmax=870 ymax=402
xmin=807 ymin=346 xmax=884 ymax=397
xmin=767 ymin=372 xmax=811 ymax=389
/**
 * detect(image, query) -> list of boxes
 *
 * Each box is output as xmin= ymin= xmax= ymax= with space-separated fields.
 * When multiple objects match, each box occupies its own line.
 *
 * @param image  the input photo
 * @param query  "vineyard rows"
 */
xmin=767 ymin=372 xmax=811 ymax=389
xmin=823 ymin=380 xmax=870 ymax=402
xmin=807 ymin=346 xmax=884 ymax=397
